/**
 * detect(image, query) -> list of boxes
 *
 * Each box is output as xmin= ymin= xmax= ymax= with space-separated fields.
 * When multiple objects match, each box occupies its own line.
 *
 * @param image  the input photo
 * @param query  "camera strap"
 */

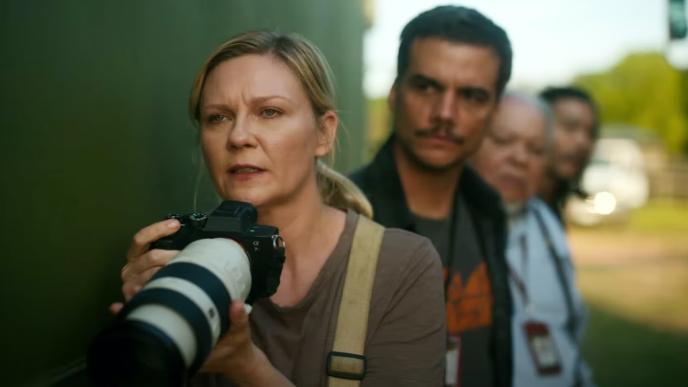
xmin=327 ymin=215 xmax=385 ymax=386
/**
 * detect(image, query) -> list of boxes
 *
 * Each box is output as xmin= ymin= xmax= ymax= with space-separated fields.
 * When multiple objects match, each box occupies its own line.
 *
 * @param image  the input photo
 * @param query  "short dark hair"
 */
xmin=396 ymin=5 xmax=513 ymax=95
xmin=539 ymin=86 xmax=599 ymax=137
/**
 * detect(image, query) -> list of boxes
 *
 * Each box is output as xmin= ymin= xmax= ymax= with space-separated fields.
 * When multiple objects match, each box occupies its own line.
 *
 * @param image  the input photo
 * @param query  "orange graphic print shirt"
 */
xmin=445 ymin=262 xmax=493 ymax=335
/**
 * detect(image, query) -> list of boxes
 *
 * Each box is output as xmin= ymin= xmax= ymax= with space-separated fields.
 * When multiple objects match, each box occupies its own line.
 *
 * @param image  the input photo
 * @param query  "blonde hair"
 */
xmin=189 ymin=31 xmax=372 ymax=218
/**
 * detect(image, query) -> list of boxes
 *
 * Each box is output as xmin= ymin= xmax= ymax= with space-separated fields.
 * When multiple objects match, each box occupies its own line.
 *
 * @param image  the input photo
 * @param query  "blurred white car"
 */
xmin=566 ymin=137 xmax=650 ymax=226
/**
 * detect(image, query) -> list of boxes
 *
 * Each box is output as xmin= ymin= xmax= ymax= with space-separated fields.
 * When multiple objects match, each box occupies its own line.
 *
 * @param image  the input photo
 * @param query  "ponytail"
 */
xmin=316 ymin=160 xmax=373 ymax=218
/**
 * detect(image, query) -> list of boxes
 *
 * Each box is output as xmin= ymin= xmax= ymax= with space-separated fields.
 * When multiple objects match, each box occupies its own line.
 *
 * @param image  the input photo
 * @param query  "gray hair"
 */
xmin=499 ymin=90 xmax=555 ymax=148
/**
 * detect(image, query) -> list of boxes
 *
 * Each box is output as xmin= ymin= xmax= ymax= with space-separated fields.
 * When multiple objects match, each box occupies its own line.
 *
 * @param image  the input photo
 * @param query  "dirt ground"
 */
xmin=569 ymin=229 xmax=688 ymax=266
xmin=569 ymin=228 xmax=688 ymax=332
xmin=568 ymin=227 xmax=688 ymax=386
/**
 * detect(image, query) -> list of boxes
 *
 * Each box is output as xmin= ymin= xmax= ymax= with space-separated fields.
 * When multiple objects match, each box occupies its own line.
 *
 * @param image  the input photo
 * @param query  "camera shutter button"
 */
xmin=189 ymin=212 xmax=208 ymax=228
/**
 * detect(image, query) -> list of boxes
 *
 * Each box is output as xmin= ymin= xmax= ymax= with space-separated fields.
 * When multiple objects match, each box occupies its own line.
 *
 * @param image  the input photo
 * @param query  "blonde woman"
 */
xmin=116 ymin=31 xmax=445 ymax=386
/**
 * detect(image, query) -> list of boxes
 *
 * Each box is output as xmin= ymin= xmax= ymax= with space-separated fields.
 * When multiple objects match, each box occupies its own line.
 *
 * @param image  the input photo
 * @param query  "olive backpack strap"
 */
xmin=327 ymin=215 xmax=385 ymax=387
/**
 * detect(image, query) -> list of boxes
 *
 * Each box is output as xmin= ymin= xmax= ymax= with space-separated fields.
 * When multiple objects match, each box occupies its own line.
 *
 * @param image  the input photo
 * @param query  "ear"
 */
xmin=315 ymin=110 xmax=338 ymax=157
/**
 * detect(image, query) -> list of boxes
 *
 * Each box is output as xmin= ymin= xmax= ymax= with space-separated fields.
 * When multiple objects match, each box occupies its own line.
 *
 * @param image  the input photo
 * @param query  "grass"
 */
xmin=625 ymin=199 xmax=688 ymax=233
xmin=570 ymin=199 xmax=688 ymax=387
xmin=577 ymin=258 xmax=688 ymax=332
xmin=582 ymin=304 xmax=688 ymax=387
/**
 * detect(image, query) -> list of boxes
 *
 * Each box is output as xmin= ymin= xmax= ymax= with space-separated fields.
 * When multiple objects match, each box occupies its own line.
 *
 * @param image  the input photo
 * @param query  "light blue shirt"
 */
xmin=507 ymin=198 xmax=595 ymax=387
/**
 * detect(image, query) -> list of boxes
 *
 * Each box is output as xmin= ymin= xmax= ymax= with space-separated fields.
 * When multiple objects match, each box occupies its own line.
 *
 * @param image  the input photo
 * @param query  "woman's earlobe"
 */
xmin=316 ymin=111 xmax=338 ymax=156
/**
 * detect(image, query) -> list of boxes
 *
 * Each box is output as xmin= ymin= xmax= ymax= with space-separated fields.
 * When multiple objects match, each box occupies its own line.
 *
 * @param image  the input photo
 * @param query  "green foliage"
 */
xmin=574 ymin=52 xmax=688 ymax=155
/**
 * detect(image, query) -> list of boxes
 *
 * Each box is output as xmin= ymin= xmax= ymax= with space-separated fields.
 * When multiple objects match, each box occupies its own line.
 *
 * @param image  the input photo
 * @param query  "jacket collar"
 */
xmin=365 ymin=135 xmax=414 ymax=229
xmin=365 ymin=134 xmax=502 ymax=228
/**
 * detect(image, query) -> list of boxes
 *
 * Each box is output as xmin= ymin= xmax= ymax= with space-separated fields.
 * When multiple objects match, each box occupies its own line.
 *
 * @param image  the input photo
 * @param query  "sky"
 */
xmin=364 ymin=0 xmax=688 ymax=97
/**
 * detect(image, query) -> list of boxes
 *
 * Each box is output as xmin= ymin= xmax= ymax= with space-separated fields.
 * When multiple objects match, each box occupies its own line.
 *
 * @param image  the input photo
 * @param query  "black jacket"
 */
xmin=350 ymin=135 xmax=512 ymax=387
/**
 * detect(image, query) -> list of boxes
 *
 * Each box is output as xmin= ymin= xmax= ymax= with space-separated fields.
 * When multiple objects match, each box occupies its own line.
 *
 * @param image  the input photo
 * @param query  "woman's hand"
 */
xmin=109 ymin=219 xmax=181 ymax=314
xmin=201 ymin=301 xmax=294 ymax=387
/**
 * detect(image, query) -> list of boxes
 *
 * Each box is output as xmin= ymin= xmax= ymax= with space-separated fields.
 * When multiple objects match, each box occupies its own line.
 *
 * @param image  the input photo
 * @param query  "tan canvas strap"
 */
xmin=327 ymin=215 xmax=385 ymax=387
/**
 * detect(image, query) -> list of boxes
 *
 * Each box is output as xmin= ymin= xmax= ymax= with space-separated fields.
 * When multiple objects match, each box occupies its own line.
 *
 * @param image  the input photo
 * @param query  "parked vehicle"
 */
xmin=566 ymin=137 xmax=650 ymax=226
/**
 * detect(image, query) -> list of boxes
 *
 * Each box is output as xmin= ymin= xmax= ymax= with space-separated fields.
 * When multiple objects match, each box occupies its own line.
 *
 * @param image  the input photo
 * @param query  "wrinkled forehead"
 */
xmin=202 ymin=54 xmax=304 ymax=101
xmin=492 ymin=96 xmax=549 ymax=140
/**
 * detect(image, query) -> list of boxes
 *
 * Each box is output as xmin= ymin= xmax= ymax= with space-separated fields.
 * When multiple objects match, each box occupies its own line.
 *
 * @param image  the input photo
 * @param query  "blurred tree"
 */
xmin=574 ymin=52 xmax=688 ymax=155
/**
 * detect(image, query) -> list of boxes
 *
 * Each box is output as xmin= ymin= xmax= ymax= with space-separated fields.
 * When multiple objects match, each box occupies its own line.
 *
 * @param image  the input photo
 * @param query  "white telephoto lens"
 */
xmin=127 ymin=304 xmax=197 ymax=367
xmin=172 ymin=238 xmax=252 ymax=305
xmin=125 ymin=238 xmax=253 ymax=367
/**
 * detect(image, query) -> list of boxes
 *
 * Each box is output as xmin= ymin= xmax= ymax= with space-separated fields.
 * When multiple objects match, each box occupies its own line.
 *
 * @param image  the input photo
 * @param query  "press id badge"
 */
xmin=445 ymin=335 xmax=461 ymax=387
xmin=523 ymin=320 xmax=562 ymax=375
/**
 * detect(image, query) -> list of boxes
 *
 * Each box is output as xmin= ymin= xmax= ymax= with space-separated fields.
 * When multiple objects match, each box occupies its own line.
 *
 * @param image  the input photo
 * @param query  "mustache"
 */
xmin=414 ymin=125 xmax=464 ymax=144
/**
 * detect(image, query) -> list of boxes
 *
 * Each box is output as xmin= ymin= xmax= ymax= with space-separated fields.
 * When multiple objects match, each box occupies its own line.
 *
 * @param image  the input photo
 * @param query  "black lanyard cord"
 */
xmin=442 ymin=196 xmax=489 ymax=298
xmin=507 ymin=234 xmax=530 ymax=306
xmin=443 ymin=198 xmax=460 ymax=298
xmin=532 ymin=209 xmax=578 ymax=341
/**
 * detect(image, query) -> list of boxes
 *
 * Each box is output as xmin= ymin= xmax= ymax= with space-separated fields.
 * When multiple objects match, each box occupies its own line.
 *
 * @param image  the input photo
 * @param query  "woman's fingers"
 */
xmin=122 ymin=264 xmax=168 ymax=301
xmin=121 ymin=245 xmax=177 ymax=302
xmin=110 ymin=220 xmax=181 ymax=315
xmin=126 ymin=219 xmax=180 ymax=261
xmin=109 ymin=302 xmax=124 ymax=315
xmin=216 ymin=301 xmax=251 ymax=348
xmin=200 ymin=301 xmax=253 ymax=374
xmin=122 ymin=282 xmax=143 ymax=302
xmin=219 ymin=301 xmax=251 ymax=348
xmin=228 ymin=300 xmax=249 ymax=330
xmin=121 ymin=249 xmax=177 ymax=283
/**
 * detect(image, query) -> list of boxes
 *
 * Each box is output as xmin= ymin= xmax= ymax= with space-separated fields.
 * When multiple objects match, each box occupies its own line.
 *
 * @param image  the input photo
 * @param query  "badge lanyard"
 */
xmin=441 ymin=194 xmax=461 ymax=387
xmin=508 ymin=231 xmax=560 ymax=373
xmin=507 ymin=233 xmax=534 ymax=316
xmin=442 ymin=195 xmax=490 ymax=387
xmin=532 ymin=210 xmax=583 ymax=385
xmin=532 ymin=210 xmax=578 ymax=340
xmin=508 ymin=213 xmax=578 ymax=339
xmin=509 ymin=223 xmax=564 ymax=376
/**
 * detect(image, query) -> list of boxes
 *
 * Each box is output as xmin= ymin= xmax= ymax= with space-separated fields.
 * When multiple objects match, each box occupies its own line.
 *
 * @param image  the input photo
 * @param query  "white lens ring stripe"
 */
xmin=144 ymin=276 xmax=222 ymax=344
xmin=127 ymin=305 xmax=196 ymax=367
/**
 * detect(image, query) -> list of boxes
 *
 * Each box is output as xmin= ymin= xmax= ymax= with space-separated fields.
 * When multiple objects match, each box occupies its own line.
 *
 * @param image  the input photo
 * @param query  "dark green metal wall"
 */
xmin=0 ymin=1 xmax=366 ymax=385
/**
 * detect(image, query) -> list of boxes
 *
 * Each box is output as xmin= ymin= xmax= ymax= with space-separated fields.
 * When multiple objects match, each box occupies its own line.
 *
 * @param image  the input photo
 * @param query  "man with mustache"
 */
xmin=351 ymin=6 xmax=513 ymax=387
xmin=538 ymin=86 xmax=599 ymax=223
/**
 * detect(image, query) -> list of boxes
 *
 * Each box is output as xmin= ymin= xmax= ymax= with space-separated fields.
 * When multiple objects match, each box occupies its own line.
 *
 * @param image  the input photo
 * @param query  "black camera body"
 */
xmin=152 ymin=200 xmax=285 ymax=303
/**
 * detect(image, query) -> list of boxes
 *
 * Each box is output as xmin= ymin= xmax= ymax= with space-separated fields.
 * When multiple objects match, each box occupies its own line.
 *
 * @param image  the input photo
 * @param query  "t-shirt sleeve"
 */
xmin=361 ymin=230 xmax=446 ymax=387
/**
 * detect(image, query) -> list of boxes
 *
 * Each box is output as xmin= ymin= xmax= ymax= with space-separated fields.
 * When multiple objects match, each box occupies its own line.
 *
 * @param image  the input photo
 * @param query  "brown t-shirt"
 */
xmin=192 ymin=210 xmax=446 ymax=387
